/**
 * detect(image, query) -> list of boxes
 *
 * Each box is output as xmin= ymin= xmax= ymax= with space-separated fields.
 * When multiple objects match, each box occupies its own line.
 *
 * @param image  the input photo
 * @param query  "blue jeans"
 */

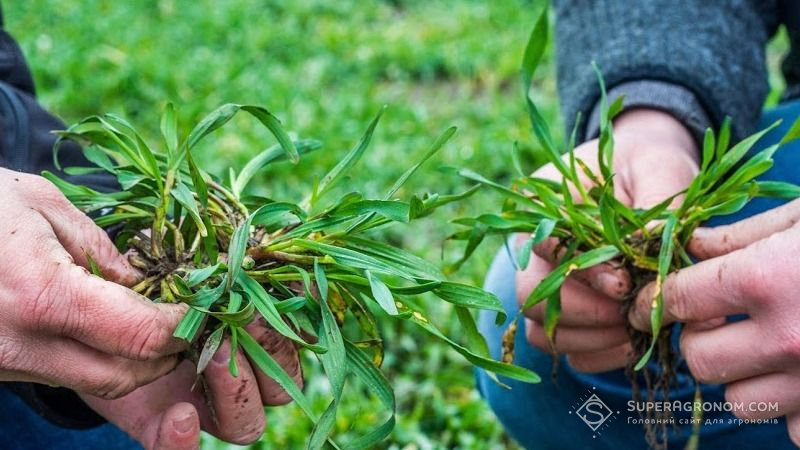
xmin=0 ymin=387 xmax=139 ymax=449
xmin=477 ymin=100 xmax=800 ymax=450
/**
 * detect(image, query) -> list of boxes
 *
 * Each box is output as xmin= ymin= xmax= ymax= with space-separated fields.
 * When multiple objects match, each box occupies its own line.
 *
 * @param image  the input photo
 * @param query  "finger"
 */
xmin=628 ymin=254 xmax=749 ymax=331
xmin=245 ymin=317 xmax=302 ymax=406
xmin=16 ymin=338 xmax=179 ymax=399
xmin=789 ymin=412 xmax=800 ymax=447
xmin=518 ymin=255 xmax=626 ymax=327
xmin=152 ymin=403 xmax=201 ymax=450
xmin=724 ymin=373 xmax=798 ymax=422
xmin=689 ymin=199 xmax=800 ymax=260
xmin=680 ymin=320 xmax=771 ymax=384
xmin=624 ymin=146 xmax=697 ymax=210
xmin=532 ymin=238 xmax=631 ymax=300
xmin=525 ymin=319 xmax=628 ymax=354
xmin=526 ymin=279 xmax=625 ymax=327
xmin=29 ymin=264 xmax=188 ymax=360
xmin=685 ymin=317 xmax=727 ymax=332
xmin=203 ymin=339 xmax=266 ymax=445
xmin=566 ymin=343 xmax=631 ymax=373
xmin=29 ymin=179 xmax=141 ymax=286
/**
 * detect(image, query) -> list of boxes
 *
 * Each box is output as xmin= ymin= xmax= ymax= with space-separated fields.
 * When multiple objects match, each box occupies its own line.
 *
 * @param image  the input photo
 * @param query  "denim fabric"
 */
xmin=476 ymin=100 xmax=800 ymax=450
xmin=0 ymin=387 xmax=139 ymax=449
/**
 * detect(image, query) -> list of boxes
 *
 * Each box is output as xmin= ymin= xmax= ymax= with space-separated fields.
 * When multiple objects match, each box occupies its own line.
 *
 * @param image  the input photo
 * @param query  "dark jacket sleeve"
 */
xmin=554 ymin=0 xmax=781 ymax=143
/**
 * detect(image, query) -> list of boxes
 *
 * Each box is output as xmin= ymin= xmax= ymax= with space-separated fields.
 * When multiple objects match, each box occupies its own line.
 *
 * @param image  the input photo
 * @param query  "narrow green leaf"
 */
xmin=454 ymin=306 xmax=491 ymax=358
xmin=780 ymin=115 xmax=800 ymax=145
xmin=184 ymin=263 xmax=222 ymax=287
xmin=308 ymin=261 xmax=346 ymax=449
xmin=237 ymin=273 xmax=326 ymax=352
xmin=343 ymin=341 xmax=396 ymax=450
xmin=521 ymin=3 xmax=549 ymax=91
xmin=173 ymin=308 xmax=206 ymax=342
xmin=716 ymin=116 xmax=732 ymax=159
xmin=635 ymin=214 xmax=677 ymax=371
xmin=433 ymin=282 xmax=506 ymax=324
xmin=233 ymin=139 xmax=322 ymax=197
xmin=171 ymin=181 xmax=208 ymax=237
xmin=755 ymin=181 xmax=800 ymax=199
xmin=294 ymin=239 xmax=409 ymax=279
xmin=543 ymin=291 xmax=561 ymax=345
xmin=333 ymin=200 xmax=410 ymax=223
xmin=239 ymin=328 xmax=315 ymax=418
xmin=700 ymin=128 xmax=715 ymax=173
xmin=180 ymin=103 xmax=298 ymax=169
xmin=309 ymin=107 xmax=384 ymax=206
xmin=366 ymin=271 xmax=398 ymax=315
xmin=160 ymin=102 xmax=178 ymax=157
xmin=522 ymin=245 xmax=619 ymax=310
xmin=227 ymin=216 xmax=252 ymax=290
xmin=186 ymin=150 xmax=209 ymax=208
xmin=337 ymin=236 xmax=445 ymax=281
xmin=411 ymin=316 xmax=541 ymax=384
xmin=196 ymin=325 xmax=225 ymax=374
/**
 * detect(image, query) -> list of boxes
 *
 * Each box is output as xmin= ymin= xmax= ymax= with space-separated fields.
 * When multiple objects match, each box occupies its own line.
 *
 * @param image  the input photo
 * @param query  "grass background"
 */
xmin=3 ymin=1 xmax=789 ymax=449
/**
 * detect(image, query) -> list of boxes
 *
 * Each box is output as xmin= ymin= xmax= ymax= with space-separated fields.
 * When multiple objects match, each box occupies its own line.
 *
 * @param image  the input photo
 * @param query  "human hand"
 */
xmin=517 ymin=108 xmax=699 ymax=372
xmin=82 ymin=317 xmax=303 ymax=449
xmin=629 ymin=198 xmax=800 ymax=444
xmin=0 ymin=168 xmax=187 ymax=398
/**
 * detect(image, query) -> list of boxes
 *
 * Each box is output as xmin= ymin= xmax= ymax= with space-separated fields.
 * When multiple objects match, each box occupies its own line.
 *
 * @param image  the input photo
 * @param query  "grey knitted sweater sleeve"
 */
xmin=554 ymin=0 xmax=781 ymax=143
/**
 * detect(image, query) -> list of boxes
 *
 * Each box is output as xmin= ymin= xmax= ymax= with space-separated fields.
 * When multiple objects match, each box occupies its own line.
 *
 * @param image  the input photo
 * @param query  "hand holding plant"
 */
xmin=517 ymin=108 xmax=699 ymax=373
xmin=82 ymin=323 xmax=302 ymax=450
xmin=451 ymin=6 xmax=800 ymax=448
xmin=44 ymin=99 xmax=538 ymax=448
xmin=0 ymin=167 xmax=187 ymax=398
xmin=629 ymin=199 xmax=800 ymax=446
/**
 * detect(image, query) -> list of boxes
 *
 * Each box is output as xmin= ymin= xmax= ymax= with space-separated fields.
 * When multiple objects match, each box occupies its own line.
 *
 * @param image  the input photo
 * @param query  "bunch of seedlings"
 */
xmin=44 ymin=103 xmax=540 ymax=448
xmin=449 ymin=7 xmax=800 ymax=449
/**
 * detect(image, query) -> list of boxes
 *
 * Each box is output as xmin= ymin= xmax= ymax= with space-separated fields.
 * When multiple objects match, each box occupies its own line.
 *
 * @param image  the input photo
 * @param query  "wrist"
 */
xmin=613 ymin=108 xmax=700 ymax=164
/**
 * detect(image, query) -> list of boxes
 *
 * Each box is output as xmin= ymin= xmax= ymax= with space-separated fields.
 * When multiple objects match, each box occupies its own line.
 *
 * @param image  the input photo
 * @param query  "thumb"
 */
xmin=626 ymin=153 xmax=697 ymax=210
xmin=151 ymin=403 xmax=201 ymax=450
xmin=689 ymin=198 xmax=800 ymax=259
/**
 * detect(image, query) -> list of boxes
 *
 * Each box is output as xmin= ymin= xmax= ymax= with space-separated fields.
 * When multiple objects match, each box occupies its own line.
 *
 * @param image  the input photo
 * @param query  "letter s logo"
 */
xmin=578 ymin=400 xmax=607 ymax=427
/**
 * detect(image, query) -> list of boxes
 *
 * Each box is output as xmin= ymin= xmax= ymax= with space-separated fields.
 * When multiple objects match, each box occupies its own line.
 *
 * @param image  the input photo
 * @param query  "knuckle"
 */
xmin=736 ymin=261 xmax=772 ymax=303
xmin=724 ymin=388 xmax=756 ymax=420
xmin=85 ymin=368 xmax=136 ymax=399
xmin=776 ymin=328 xmax=800 ymax=361
xmin=682 ymin=341 xmax=715 ymax=383
xmin=0 ymin=337 xmax=23 ymax=371
xmin=18 ymin=268 xmax=67 ymax=331
xmin=126 ymin=314 xmax=171 ymax=360
xmin=664 ymin=277 xmax=692 ymax=322
xmin=27 ymin=176 xmax=62 ymax=202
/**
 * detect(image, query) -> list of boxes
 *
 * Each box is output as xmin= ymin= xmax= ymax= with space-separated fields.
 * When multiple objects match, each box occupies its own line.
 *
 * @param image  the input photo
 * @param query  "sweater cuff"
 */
xmin=585 ymin=80 xmax=713 ymax=145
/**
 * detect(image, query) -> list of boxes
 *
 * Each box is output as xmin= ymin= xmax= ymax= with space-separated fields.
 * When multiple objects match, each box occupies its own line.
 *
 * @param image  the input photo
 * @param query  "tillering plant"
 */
xmin=44 ymin=103 xmax=540 ymax=448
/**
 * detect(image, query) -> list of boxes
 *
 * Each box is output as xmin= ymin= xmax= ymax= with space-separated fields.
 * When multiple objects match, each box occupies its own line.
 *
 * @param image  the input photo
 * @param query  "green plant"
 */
xmin=44 ymin=103 xmax=539 ymax=449
xmin=449 ymin=6 xmax=800 ymax=449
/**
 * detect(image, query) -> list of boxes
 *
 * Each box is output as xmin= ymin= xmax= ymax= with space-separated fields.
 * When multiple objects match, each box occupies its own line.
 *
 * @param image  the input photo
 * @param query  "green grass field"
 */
xmin=5 ymin=1 xmax=553 ymax=448
xmin=5 ymin=1 xmax=789 ymax=449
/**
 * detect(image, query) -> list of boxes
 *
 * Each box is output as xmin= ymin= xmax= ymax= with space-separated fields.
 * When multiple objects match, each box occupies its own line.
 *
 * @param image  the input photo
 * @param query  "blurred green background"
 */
xmin=4 ymin=1 xmax=790 ymax=449
xmin=5 ymin=1 xmax=551 ymax=448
